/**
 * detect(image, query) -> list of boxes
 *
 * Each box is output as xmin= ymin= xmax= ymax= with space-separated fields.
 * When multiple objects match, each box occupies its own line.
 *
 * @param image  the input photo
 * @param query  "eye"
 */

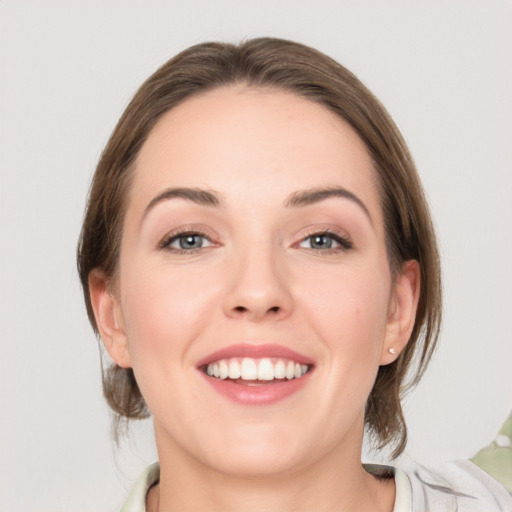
xmin=160 ymin=231 xmax=214 ymax=252
xmin=299 ymin=232 xmax=352 ymax=251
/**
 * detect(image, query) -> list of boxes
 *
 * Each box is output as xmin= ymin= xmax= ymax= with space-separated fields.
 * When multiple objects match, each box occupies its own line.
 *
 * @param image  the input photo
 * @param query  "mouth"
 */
xmin=197 ymin=344 xmax=314 ymax=404
xmin=202 ymin=357 xmax=311 ymax=385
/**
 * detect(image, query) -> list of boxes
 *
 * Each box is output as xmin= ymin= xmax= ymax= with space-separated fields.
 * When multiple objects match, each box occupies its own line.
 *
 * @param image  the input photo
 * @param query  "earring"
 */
xmin=388 ymin=347 xmax=396 ymax=355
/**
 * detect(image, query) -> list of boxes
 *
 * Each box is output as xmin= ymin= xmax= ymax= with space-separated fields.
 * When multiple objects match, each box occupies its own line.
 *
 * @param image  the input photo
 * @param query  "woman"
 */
xmin=77 ymin=38 xmax=512 ymax=512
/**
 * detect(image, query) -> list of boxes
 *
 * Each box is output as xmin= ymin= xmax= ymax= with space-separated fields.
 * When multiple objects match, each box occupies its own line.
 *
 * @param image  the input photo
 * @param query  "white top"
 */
xmin=120 ymin=459 xmax=512 ymax=512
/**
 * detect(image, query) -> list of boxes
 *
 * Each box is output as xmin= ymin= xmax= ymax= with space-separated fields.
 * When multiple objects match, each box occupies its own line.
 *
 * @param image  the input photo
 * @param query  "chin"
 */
xmin=196 ymin=424 xmax=320 ymax=479
xmin=208 ymin=448 xmax=307 ymax=480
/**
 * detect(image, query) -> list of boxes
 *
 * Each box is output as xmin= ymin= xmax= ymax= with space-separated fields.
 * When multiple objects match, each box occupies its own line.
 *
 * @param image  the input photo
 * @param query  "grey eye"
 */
xmin=299 ymin=232 xmax=352 ymax=251
xmin=309 ymin=234 xmax=333 ymax=249
xmin=162 ymin=232 xmax=213 ymax=251
xmin=178 ymin=234 xmax=204 ymax=249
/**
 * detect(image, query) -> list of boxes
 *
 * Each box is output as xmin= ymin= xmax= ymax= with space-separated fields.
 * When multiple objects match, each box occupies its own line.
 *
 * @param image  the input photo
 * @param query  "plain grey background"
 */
xmin=1 ymin=1 xmax=511 ymax=510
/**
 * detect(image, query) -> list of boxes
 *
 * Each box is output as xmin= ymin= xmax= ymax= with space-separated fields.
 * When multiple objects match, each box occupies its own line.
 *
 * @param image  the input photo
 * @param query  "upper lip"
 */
xmin=196 ymin=343 xmax=314 ymax=368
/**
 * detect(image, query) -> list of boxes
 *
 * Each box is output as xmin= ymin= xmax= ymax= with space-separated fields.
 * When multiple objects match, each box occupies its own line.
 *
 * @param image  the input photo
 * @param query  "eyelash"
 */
xmin=158 ymin=229 xmax=353 ymax=254
xmin=298 ymin=229 xmax=353 ymax=253
xmin=158 ymin=229 xmax=216 ymax=254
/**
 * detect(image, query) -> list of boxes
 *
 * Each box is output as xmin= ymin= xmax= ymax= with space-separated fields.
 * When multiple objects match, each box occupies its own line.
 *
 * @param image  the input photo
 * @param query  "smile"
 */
xmin=198 ymin=344 xmax=314 ymax=405
xmin=205 ymin=357 xmax=310 ymax=382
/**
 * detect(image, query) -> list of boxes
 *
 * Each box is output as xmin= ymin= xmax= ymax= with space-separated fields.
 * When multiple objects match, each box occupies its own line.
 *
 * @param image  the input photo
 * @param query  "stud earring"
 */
xmin=388 ymin=347 xmax=396 ymax=355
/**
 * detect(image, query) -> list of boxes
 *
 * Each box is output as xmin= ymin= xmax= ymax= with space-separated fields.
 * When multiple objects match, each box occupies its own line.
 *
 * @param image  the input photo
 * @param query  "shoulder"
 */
xmin=120 ymin=462 xmax=160 ymax=512
xmin=398 ymin=458 xmax=512 ymax=512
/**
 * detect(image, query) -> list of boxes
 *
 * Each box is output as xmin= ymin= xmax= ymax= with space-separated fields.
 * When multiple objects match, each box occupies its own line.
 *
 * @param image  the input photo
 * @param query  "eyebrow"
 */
xmin=143 ymin=187 xmax=221 ymax=220
xmin=285 ymin=186 xmax=372 ymax=224
xmin=142 ymin=185 xmax=372 ymax=224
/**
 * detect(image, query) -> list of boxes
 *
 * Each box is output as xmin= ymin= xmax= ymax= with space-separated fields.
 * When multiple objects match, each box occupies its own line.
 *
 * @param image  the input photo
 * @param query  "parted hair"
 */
xmin=77 ymin=38 xmax=441 ymax=457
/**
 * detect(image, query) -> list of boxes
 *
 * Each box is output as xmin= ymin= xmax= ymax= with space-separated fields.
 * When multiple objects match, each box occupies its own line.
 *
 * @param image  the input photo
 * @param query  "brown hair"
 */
xmin=77 ymin=38 xmax=441 ymax=457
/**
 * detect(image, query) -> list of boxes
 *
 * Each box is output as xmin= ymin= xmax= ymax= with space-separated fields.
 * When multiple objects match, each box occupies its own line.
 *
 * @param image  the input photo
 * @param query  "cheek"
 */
xmin=119 ymin=260 xmax=221 ymax=367
xmin=296 ymin=262 xmax=391 ymax=360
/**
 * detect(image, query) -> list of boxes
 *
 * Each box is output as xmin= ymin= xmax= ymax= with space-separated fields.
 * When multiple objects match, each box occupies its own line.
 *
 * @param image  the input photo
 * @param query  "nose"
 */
xmin=222 ymin=245 xmax=293 ymax=322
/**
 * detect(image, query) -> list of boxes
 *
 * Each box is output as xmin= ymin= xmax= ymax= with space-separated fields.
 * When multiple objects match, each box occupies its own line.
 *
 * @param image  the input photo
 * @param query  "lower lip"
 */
xmin=200 ymin=372 xmax=311 ymax=405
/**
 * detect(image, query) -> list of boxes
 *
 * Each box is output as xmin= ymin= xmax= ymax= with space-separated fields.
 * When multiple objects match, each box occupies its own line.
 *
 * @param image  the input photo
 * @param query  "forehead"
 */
xmin=131 ymin=86 xmax=382 ymax=221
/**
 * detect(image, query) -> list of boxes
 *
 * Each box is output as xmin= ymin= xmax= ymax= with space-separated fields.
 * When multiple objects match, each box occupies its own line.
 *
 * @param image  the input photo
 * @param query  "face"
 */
xmin=91 ymin=87 xmax=418 ymax=478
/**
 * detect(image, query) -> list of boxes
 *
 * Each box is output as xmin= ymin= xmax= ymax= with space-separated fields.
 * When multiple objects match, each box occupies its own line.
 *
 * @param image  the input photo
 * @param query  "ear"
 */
xmin=381 ymin=260 xmax=421 ymax=365
xmin=88 ymin=269 xmax=132 ymax=368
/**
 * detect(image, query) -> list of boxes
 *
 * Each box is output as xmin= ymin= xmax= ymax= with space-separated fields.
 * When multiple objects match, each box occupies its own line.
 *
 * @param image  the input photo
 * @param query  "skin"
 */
xmin=90 ymin=87 xmax=420 ymax=512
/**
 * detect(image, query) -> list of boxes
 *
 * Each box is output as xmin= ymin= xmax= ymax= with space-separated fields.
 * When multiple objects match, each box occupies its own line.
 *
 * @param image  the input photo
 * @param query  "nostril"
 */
xmin=232 ymin=305 xmax=280 ymax=314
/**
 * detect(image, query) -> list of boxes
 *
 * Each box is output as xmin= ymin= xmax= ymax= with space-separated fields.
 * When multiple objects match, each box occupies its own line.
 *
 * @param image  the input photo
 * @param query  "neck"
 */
xmin=149 ymin=425 xmax=395 ymax=512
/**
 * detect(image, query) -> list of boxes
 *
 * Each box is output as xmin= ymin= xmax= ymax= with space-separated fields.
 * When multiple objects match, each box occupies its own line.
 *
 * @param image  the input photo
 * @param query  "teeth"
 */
xmin=219 ymin=360 xmax=229 ymax=380
xmin=286 ymin=361 xmax=295 ymax=380
xmin=274 ymin=360 xmax=286 ymax=379
xmin=241 ymin=358 xmax=258 ymax=379
xmin=228 ymin=360 xmax=241 ymax=379
xmin=205 ymin=357 xmax=310 ymax=381
xmin=258 ymin=358 xmax=274 ymax=380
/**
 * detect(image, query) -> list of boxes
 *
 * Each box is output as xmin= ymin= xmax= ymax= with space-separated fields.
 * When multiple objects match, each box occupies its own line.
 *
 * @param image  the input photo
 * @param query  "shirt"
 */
xmin=119 ymin=459 xmax=512 ymax=511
